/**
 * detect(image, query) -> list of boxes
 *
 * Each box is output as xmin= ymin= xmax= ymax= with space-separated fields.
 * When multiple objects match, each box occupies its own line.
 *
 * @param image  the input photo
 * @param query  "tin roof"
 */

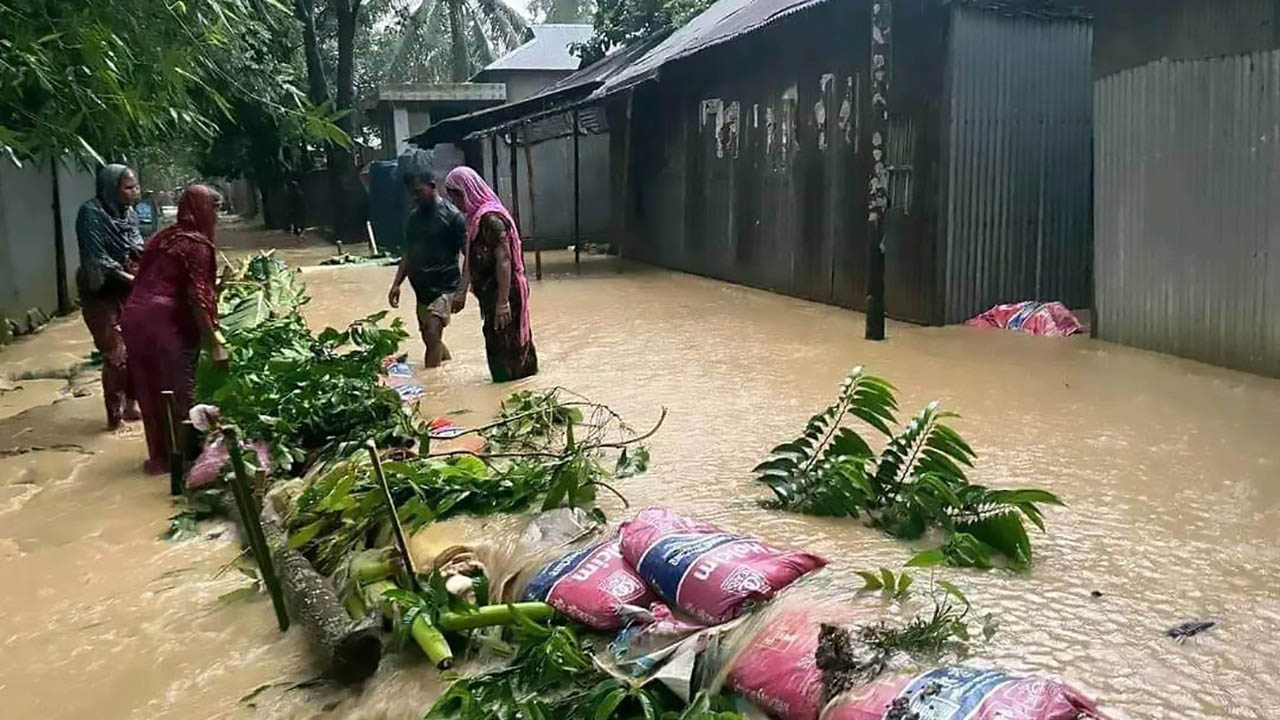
xmin=413 ymin=35 xmax=665 ymax=145
xmin=592 ymin=0 xmax=828 ymax=97
xmin=477 ymin=24 xmax=593 ymax=73
xmin=592 ymin=0 xmax=1088 ymax=99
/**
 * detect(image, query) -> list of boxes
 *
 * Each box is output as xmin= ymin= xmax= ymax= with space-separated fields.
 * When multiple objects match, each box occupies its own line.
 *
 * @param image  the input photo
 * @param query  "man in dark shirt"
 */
xmin=387 ymin=170 xmax=468 ymax=367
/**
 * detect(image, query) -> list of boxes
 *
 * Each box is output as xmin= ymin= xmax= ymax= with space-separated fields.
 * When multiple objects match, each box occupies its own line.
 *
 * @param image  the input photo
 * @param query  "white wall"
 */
xmin=0 ymin=157 xmax=94 ymax=333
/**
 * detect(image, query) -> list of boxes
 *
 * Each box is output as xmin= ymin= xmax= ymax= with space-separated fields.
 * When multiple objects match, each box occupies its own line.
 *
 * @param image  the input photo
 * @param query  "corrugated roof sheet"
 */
xmin=592 ymin=0 xmax=829 ymax=97
xmin=479 ymin=24 xmax=593 ymax=73
xmin=414 ymin=36 xmax=665 ymax=145
xmin=590 ymin=0 xmax=1089 ymax=98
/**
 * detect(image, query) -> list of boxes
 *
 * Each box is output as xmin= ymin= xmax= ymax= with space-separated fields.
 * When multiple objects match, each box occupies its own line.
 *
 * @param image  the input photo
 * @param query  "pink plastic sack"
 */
xmin=966 ymin=301 xmax=1084 ymax=337
xmin=521 ymin=539 xmax=662 ymax=630
xmin=823 ymin=667 xmax=1106 ymax=720
xmin=619 ymin=508 xmax=827 ymax=625
xmin=727 ymin=605 xmax=856 ymax=720
xmin=186 ymin=437 xmax=273 ymax=490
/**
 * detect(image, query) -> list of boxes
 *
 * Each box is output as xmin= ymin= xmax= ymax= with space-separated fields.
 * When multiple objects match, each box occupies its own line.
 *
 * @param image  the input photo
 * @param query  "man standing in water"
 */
xmin=387 ymin=170 xmax=467 ymax=367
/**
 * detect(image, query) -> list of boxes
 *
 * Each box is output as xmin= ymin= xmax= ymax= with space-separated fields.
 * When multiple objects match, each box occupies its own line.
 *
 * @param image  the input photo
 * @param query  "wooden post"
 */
xmin=51 ymin=156 xmax=72 ymax=315
xmin=865 ymin=0 xmax=891 ymax=341
xmin=162 ymin=391 xmax=183 ymax=496
xmin=489 ymin=133 xmax=500 ymax=194
xmin=365 ymin=441 xmax=421 ymax=592
xmin=223 ymin=427 xmax=290 ymax=632
xmin=521 ymin=123 xmax=543 ymax=281
xmin=617 ymin=91 xmax=635 ymax=274
xmin=572 ymin=108 xmax=581 ymax=268
xmin=508 ymin=131 xmax=522 ymax=243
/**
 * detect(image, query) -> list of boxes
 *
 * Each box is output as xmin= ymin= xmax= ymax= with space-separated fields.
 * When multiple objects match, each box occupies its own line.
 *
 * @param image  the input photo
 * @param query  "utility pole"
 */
xmin=865 ymin=0 xmax=892 ymax=341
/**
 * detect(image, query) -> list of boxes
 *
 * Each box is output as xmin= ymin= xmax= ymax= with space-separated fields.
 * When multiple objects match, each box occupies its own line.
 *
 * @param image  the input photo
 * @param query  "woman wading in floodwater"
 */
xmin=443 ymin=166 xmax=538 ymax=383
xmin=75 ymin=164 xmax=144 ymax=429
xmin=121 ymin=186 xmax=227 ymax=474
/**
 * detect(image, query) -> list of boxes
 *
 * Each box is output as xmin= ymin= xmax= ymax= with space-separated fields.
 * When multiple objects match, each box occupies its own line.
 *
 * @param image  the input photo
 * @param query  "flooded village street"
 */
xmin=1 ymin=225 xmax=1278 ymax=720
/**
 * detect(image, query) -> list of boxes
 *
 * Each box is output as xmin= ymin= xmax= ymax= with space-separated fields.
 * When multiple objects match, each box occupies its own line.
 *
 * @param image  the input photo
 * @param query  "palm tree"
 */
xmin=385 ymin=0 xmax=531 ymax=83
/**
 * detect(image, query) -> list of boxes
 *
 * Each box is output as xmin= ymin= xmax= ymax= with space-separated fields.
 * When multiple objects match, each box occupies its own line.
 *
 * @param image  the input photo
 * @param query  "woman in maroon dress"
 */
xmin=121 ymin=185 xmax=227 ymax=474
xmin=442 ymin=166 xmax=537 ymax=383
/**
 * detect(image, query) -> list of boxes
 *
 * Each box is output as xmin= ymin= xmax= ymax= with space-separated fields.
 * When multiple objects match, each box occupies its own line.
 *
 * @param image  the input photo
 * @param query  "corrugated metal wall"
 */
xmin=1093 ymin=0 xmax=1280 ymax=78
xmin=625 ymin=0 xmax=871 ymax=310
xmin=485 ymin=127 xmax=612 ymax=248
xmin=1095 ymin=51 xmax=1280 ymax=376
xmin=0 ymin=157 xmax=92 ymax=333
xmin=941 ymin=7 xmax=1094 ymax=324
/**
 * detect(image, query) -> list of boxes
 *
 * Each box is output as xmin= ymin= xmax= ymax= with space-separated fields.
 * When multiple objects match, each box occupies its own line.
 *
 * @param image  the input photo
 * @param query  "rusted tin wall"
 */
xmin=624 ymin=1 xmax=874 ymax=311
xmin=1095 ymin=51 xmax=1280 ymax=376
xmin=940 ymin=7 xmax=1094 ymax=324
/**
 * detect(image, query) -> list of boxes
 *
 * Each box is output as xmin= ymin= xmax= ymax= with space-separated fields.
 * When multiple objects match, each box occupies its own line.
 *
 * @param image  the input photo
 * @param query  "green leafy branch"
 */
xmin=819 ymin=570 xmax=996 ymax=701
xmin=754 ymin=366 xmax=1063 ymax=569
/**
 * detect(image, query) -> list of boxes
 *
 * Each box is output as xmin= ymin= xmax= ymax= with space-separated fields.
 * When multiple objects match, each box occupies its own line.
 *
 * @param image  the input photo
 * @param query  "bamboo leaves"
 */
xmin=755 ymin=366 xmax=1063 ymax=570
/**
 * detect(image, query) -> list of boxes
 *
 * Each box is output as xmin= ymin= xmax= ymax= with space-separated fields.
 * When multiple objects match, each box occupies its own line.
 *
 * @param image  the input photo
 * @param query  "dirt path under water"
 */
xmin=1 ymin=226 xmax=1278 ymax=720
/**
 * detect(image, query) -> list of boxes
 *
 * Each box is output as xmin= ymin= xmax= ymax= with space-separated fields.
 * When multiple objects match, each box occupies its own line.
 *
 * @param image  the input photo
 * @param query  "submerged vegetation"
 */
xmin=196 ymin=253 xmax=422 ymax=470
xmin=754 ymin=366 xmax=1063 ymax=569
xmin=427 ymin=623 xmax=743 ymax=720
xmin=819 ymin=570 xmax=994 ymax=698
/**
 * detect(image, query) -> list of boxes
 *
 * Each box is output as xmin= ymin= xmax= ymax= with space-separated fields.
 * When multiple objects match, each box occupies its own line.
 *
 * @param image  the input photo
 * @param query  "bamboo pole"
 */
xmin=223 ymin=427 xmax=290 ymax=632
xmin=364 ymin=440 xmax=420 ymax=592
xmin=521 ymin=123 xmax=542 ymax=281
xmin=162 ymin=391 xmax=183 ymax=496
xmin=572 ymin=108 xmax=581 ymax=268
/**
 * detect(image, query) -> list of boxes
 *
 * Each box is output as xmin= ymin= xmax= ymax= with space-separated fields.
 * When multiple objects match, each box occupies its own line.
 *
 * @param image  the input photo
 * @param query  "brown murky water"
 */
xmin=2 ymin=236 xmax=1278 ymax=720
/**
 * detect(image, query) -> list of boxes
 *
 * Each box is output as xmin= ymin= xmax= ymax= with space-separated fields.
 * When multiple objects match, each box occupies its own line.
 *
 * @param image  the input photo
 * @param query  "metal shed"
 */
xmin=1090 ymin=0 xmax=1280 ymax=376
xmin=606 ymin=0 xmax=1093 ymax=325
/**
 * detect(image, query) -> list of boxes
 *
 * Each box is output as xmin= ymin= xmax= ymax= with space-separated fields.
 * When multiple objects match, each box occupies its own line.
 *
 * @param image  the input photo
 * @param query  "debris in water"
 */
xmin=1090 ymin=590 xmax=1103 ymax=598
xmin=1166 ymin=620 xmax=1215 ymax=641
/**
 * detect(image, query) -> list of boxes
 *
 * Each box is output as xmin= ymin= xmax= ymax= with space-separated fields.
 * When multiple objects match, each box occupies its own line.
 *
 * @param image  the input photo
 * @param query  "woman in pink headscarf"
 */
xmin=443 ymin=166 xmax=538 ymax=382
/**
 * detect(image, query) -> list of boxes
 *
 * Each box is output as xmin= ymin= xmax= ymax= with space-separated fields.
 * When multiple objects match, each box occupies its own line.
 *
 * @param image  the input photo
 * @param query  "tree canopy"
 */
xmin=573 ymin=0 xmax=712 ymax=63
xmin=0 ymin=0 xmax=341 ymax=168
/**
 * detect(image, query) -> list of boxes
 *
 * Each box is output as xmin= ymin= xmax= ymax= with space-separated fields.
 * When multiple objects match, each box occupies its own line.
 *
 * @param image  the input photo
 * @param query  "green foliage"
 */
xmin=216 ymin=252 xmax=309 ymax=333
xmin=856 ymin=584 xmax=975 ymax=662
xmin=822 ymin=571 xmax=993 ymax=690
xmin=364 ymin=0 xmax=531 ymax=88
xmin=286 ymin=401 xmax=647 ymax=576
xmin=529 ymin=0 xmax=595 ymax=23
xmin=754 ymin=367 xmax=896 ymax=517
xmin=197 ymin=252 xmax=420 ymax=471
xmin=426 ymin=623 xmax=744 ymax=720
xmin=483 ymin=389 xmax=585 ymax=451
xmin=0 ymin=0 xmax=336 ymax=165
xmin=162 ymin=487 xmax=228 ymax=540
xmin=574 ymin=0 xmax=715 ymax=63
xmin=755 ymin=366 xmax=1063 ymax=570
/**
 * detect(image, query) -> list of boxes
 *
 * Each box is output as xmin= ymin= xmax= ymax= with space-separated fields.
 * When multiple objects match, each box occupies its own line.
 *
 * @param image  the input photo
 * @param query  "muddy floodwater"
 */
xmin=2 ymin=237 xmax=1278 ymax=720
